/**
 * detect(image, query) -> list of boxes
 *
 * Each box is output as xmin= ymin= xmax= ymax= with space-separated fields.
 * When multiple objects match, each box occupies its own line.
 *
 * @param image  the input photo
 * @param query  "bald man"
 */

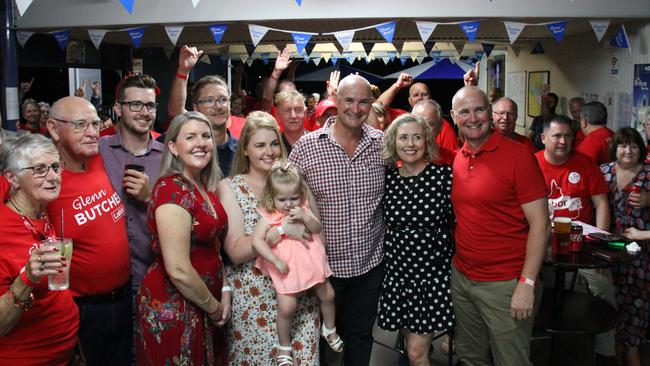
xmin=412 ymin=99 xmax=456 ymax=165
xmin=492 ymin=97 xmax=536 ymax=154
xmin=290 ymin=75 xmax=385 ymax=366
xmin=46 ymin=96 xmax=132 ymax=365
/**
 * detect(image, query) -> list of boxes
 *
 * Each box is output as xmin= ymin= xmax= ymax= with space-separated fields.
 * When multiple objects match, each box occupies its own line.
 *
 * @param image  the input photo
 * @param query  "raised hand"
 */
xmin=463 ymin=61 xmax=480 ymax=86
xmin=395 ymin=73 xmax=413 ymax=89
xmin=74 ymin=80 xmax=88 ymax=97
xmin=178 ymin=45 xmax=203 ymax=74
xmin=326 ymin=70 xmax=341 ymax=99
xmin=91 ymin=81 xmax=101 ymax=97
xmin=274 ymin=47 xmax=292 ymax=73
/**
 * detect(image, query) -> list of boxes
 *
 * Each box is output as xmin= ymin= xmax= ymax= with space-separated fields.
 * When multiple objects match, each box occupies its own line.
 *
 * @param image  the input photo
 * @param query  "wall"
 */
xmin=507 ymin=20 xmax=650 ymax=134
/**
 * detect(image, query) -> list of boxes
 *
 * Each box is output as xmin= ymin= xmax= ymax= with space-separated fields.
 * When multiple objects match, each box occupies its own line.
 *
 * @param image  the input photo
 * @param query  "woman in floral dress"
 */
xmin=217 ymin=111 xmax=320 ymax=365
xmin=136 ymin=112 xmax=229 ymax=365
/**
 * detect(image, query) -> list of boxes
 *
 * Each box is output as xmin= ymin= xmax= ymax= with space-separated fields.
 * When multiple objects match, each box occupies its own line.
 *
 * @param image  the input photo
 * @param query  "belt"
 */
xmin=74 ymin=283 xmax=130 ymax=305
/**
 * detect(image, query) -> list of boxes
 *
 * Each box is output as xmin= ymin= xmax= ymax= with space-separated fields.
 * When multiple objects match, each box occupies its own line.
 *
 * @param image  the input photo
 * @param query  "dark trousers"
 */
xmin=75 ymin=293 xmax=133 ymax=366
xmin=325 ymin=264 xmax=383 ymax=366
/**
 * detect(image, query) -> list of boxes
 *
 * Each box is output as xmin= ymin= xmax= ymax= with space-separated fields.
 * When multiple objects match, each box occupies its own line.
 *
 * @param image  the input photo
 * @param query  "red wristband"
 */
xmin=19 ymin=268 xmax=39 ymax=288
xmin=519 ymin=276 xmax=535 ymax=287
xmin=176 ymin=72 xmax=189 ymax=80
xmin=272 ymin=223 xmax=286 ymax=239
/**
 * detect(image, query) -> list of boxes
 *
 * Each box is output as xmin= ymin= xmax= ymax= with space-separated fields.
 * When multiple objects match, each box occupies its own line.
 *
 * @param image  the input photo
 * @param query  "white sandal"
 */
xmin=277 ymin=345 xmax=293 ymax=366
xmin=321 ymin=324 xmax=344 ymax=352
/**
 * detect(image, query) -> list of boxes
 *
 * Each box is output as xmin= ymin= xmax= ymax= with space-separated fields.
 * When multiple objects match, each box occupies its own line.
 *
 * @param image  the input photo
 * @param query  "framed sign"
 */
xmin=527 ymin=71 xmax=550 ymax=117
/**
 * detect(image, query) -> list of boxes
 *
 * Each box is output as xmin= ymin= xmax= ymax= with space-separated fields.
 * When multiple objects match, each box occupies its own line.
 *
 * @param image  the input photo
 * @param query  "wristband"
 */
xmin=519 ymin=276 xmax=535 ymax=287
xmin=176 ymin=72 xmax=189 ymax=80
xmin=7 ymin=288 xmax=34 ymax=311
xmin=19 ymin=269 xmax=39 ymax=288
xmin=275 ymin=223 xmax=287 ymax=239
xmin=221 ymin=285 xmax=232 ymax=293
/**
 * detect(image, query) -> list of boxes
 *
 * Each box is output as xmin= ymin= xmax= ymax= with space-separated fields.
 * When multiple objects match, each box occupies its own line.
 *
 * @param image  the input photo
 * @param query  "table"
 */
xmin=536 ymin=237 xmax=642 ymax=365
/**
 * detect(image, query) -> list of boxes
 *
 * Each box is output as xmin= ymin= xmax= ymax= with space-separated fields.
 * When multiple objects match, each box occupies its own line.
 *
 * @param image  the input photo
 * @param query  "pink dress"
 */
xmin=255 ymin=207 xmax=333 ymax=294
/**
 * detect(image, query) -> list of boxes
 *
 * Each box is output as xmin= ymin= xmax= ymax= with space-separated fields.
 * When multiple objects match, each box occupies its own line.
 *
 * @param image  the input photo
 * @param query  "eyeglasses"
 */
xmin=21 ymin=162 xmax=62 ymax=178
xmin=119 ymin=101 xmax=158 ymax=112
xmin=53 ymin=118 xmax=102 ymax=132
xmin=493 ymin=111 xmax=517 ymax=118
xmin=197 ymin=97 xmax=229 ymax=108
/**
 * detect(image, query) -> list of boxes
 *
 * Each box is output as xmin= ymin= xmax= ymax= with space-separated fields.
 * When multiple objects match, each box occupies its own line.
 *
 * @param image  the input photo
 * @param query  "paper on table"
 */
xmin=572 ymin=220 xmax=609 ymax=235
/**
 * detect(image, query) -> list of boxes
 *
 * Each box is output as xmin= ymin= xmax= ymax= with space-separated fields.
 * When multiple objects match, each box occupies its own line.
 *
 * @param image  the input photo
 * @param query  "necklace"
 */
xmin=398 ymin=164 xmax=428 ymax=194
xmin=8 ymin=198 xmax=56 ymax=241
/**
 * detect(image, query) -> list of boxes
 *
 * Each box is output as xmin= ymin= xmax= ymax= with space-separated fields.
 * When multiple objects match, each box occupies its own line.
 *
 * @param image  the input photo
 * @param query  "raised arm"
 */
xmin=326 ymin=70 xmax=340 ymax=101
xmin=168 ymin=45 xmax=203 ymax=118
xmin=377 ymin=73 xmax=412 ymax=108
xmin=463 ymin=61 xmax=480 ymax=87
xmin=262 ymin=47 xmax=291 ymax=112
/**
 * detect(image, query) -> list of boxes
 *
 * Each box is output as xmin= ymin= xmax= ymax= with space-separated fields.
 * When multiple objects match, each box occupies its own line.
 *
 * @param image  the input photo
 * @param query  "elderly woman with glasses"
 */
xmin=0 ymin=134 xmax=79 ymax=365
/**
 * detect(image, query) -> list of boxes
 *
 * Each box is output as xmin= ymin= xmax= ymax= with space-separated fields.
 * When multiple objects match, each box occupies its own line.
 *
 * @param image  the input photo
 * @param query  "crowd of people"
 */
xmin=0 ymin=43 xmax=649 ymax=366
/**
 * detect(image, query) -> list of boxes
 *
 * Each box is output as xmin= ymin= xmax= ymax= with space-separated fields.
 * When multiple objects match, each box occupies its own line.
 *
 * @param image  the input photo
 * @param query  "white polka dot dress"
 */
xmin=377 ymin=163 xmax=456 ymax=333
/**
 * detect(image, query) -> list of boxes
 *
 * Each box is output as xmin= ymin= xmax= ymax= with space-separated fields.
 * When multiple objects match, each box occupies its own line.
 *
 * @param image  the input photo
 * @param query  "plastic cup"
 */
xmin=553 ymin=217 xmax=572 ymax=233
xmin=47 ymin=238 xmax=73 ymax=291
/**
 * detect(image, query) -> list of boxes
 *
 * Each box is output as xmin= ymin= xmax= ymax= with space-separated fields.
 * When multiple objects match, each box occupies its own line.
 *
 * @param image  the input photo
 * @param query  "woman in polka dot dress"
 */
xmin=377 ymin=114 xmax=455 ymax=365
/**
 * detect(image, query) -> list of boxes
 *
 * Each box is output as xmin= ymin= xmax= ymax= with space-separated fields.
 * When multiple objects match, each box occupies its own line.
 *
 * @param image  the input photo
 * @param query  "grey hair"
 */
xmin=580 ymin=101 xmax=608 ymax=126
xmin=0 ymin=133 xmax=59 ymax=175
xmin=492 ymin=97 xmax=518 ymax=115
xmin=413 ymin=99 xmax=442 ymax=121
xmin=159 ymin=111 xmax=222 ymax=192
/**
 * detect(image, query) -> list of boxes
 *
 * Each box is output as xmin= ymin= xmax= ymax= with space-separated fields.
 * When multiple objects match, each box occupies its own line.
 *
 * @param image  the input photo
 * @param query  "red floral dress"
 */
xmin=136 ymin=174 xmax=228 ymax=365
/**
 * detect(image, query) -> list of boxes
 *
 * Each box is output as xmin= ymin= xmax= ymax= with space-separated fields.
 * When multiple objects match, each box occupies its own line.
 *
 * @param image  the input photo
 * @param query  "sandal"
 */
xmin=277 ymin=345 xmax=293 ymax=366
xmin=321 ymin=324 xmax=344 ymax=352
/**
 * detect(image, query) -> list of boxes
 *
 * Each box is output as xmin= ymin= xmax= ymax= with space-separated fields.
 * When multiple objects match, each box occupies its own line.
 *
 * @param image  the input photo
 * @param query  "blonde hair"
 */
xmin=230 ymin=111 xmax=287 ymax=176
xmin=260 ymin=160 xmax=308 ymax=212
xmin=274 ymin=89 xmax=305 ymax=107
xmin=382 ymin=113 xmax=438 ymax=167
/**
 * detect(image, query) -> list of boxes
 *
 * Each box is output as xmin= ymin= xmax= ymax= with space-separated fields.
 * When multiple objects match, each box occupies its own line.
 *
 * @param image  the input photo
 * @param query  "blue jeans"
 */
xmin=326 ymin=264 xmax=383 ymax=366
xmin=75 ymin=292 xmax=132 ymax=366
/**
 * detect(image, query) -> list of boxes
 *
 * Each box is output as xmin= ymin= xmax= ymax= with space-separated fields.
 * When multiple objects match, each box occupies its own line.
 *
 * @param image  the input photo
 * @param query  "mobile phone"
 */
xmin=588 ymin=232 xmax=623 ymax=242
xmin=591 ymin=250 xmax=618 ymax=262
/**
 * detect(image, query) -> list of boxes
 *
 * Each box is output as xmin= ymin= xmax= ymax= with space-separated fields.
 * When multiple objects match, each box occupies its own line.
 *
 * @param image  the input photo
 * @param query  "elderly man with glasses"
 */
xmin=46 ymin=96 xmax=132 ymax=366
xmin=492 ymin=97 xmax=537 ymax=155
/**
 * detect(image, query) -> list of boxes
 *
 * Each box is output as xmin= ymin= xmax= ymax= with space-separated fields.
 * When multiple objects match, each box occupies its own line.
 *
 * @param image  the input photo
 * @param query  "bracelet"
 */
xmin=19 ymin=269 xmax=39 ymax=288
xmin=208 ymin=302 xmax=221 ymax=316
xmin=6 ymin=288 xmax=34 ymax=311
xmin=197 ymin=292 xmax=212 ymax=306
xmin=176 ymin=71 xmax=189 ymax=80
xmin=274 ymin=223 xmax=287 ymax=239
xmin=519 ymin=276 xmax=535 ymax=287
xmin=221 ymin=285 xmax=232 ymax=293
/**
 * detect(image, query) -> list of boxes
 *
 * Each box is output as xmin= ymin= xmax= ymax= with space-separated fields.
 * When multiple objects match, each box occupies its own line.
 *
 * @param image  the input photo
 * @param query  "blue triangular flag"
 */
xmin=389 ymin=52 xmax=397 ymax=62
xmin=304 ymin=42 xmax=316 ymax=57
xmin=546 ymin=21 xmax=567 ymax=44
xmin=261 ymin=53 xmax=270 ymax=65
xmin=424 ymin=40 xmax=436 ymax=56
xmin=303 ymin=54 xmax=310 ymax=63
xmin=331 ymin=55 xmax=339 ymax=65
xmin=531 ymin=42 xmax=545 ymax=54
xmin=52 ymin=30 xmax=70 ymax=50
xmin=362 ymin=41 xmax=374 ymax=56
xmin=482 ymin=43 xmax=495 ymax=58
xmin=119 ymin=0 xmax=135 ymax=14
xmin=291 ymin=32 xmax=312 ymax=54
xmin=295 ymin=0 xmax=302 ymax=5
xmin=475 ymin=51 xmax=485 ymax=60
xmin=127 ymin=28 xmax=145 ymax=49
xmin=208 ymin=24 xmax=228 ymax=45
xmin=244 ymin=43 xmax=255 ymax=57
xmin=609 ymin=25 xmax=630 ymax=49
xmin=432 ymin=50 xmax=442 ymax=64
xmin=400 ymin=56 xmax=408 ymax=66
xmin=346 ymin=54 xmax=355 ymax=64
xmin=459 ymin=21 xmax=480 ymax=43
xmin=375 ymin=21 xmax=397 ymax=43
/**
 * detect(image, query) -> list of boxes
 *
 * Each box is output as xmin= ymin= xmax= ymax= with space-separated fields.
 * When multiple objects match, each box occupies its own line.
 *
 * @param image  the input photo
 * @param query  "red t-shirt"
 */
xmin=575 ymin=127 xmax=614 ymax=166
xmin=227 ymin=115 xmax=246 ymax=139
xmin=535 ymin=151 xmax=608 ymax=224
xmin=574 ymin=129 xmax=586 ymax=147
xmin=510 ymin=132 xmax=537 ymax=155
xmin=434 ymin=146 xmax=456 ymax=166
xmin=387 ymin=107 xmax=408 ymax=123
xmin=436 ymin=119 xmax=459 ymax=152
xmin=0 ymin=204 xmax=79 ymax=365
xmin=46 ymin=155 xmax=130 ymax=297
xmin=452 ymin=132 xmax=547 ymax=281
xmin=0 ymin=176 xmax=9 ymax=201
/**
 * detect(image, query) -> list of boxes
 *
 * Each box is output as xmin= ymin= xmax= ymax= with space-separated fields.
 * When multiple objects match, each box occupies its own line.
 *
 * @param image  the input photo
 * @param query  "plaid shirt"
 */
xmin=289 ymin=119 xmax=385 ymax=278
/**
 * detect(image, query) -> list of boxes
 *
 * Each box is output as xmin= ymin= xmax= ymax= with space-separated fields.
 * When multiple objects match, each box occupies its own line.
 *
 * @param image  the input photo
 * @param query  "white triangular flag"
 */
xmin=191 ymin=0 xmax=200 ymax=7
xmin=246 ymin=58 xmax=254 ymax=66
xmin=240 ymin=53 xmax=249 ymax=63
xmin=313 ymin=57 xmax=321 ymax=66
xmin=589 ymin=20 xmax=610 ymax=42
xmin=165 ymin=26 xmax=184 ymax=46
xmin=16 ymin=31 xmax=34 ymax=48
xmin=333 ymin=30 xmax=355 ymax=52
xmin=416 ymin=55 xmax=425 ymax=64
xmin=410 ymin=52 xmax=418 ymax=62
xmin=87 ymin=29 xmax=107 ymax=50
xmin=248 ymin=24 xmax=270 ymax=47
xmin=415 ymin=21 xmax=437 ymax=44
xmin=381 ymin=56 xmax=390 ymax=64
xmin=14 ymin=0 xmax=33 ymax=16
xmin=321 ymin=53 xmax=331 ymax=63
xmin=503 ymin=21 xmax=526 ymax=44
xmin=199 ymin=54 xmax=211 ymax=64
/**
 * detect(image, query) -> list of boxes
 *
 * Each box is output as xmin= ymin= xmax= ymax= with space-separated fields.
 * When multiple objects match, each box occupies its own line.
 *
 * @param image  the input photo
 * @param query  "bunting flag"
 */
xmin=333 ymin=30 xmax=355 ymax=52
xmin=381 ymin=56 xmax=390 ymax=64
xmin=459 ymin=21 xmax=480 ymax=42
xmin=240 ymin=53 xmax=249 ymax=63
xmin=261 ymin=53 xmax=270 ymax=65
xmin=331 ymin=55 xmax=339 ymax=65
xmin=162 ymin=45 xmax=175 ymax=59
xmin=303 ymin=54 xmax=311 ymax=63
xmin=400 ymin=56 xmax=408 ymax=66
xmin=127 ymin=27 xmax=145 ymax=49
xmin=423 ymin=40 xmax=436 ymax=56
xmin=52 ymin=30 xmax=70 ymax=50
xmin=191 ymin=0 xmax=200 ymax=7
xmin=244 ymin=43 xmax=255 ymax=57
xmin=246 ymin=58 xmax=254 ymax=66
xmin=546 ymin=21 xmax=567 ymax=43
xmin=510 ymin=45 xmax=522 ymax=57
xmin=295 ymin=0 xmax=302 ymax=5
xmin=362 ymin=41 xmax=374 ymax=57
xmin=321 ymin=53 xmax=331 ymax=63
xmin=364 ymin=57 xmax=371 ymax=65
xmin=475 ymin=51 xmax=485 ymax=60
xmin=410 ymin=52 xmax=418 ymax=62
xmin=199 ymin=54 xmax=211 ymax=64
xmin=345 ymin=54 xmax=355 ymax=64
xmin=14 ymin=0 xmax=34 ymax=16
xmin=590 ymin=20 xmax=610 ymax=42
xmin=291 ymin=32 xmax=312 ymax=54
xmin=164 ymin=26 xmax=184 ymax=46
xmin=304 ymin=42 xmax=316 ymax=57
xmin=16 ymin=31 xmax=35 ymax=48
xmin=482 ymin=43 xmax=495 ymax=58
xmin=389 ymin=52 xmax=397 ymax=62
xmin=609 ymin=25 xmax=630 ymax=52
xmin=375 ymin=21 xmax=397 ymax=43
xmin=208 ymin=24 xmax=228 ymax=45
xmin=503 ymin=21 xmax=525 ymax=44
xmin=416 ymin=55 xmax=425 ymax=64
xmin=88 ymin=29 xmax=107 ymax=50
xmin=119 ymin=0 xmax=135 ymax=14
xmin=248 ymin=24 xmax=270 ymax=47
xmin=453 ymin=42 xmax=465 ymax=57
xmin=432 ymin=50 xmax=442 ymax=64
xmin=531 ymin=41 xmax=545 ymax=54
xmin=415 ymin=21 xmax=437 ymax=44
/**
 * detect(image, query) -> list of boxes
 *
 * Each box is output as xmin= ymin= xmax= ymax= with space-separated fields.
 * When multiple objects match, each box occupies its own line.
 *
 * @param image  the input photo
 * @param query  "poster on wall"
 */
xmin=527 ymin=71 xmax=550 ymax=117
xmin=633 ymin=64 xmax=650 ymax=129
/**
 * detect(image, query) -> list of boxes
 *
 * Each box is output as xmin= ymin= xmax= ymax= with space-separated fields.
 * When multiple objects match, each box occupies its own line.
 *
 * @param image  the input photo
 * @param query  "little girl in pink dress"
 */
xmin=252 ymin=161 xmax=342 ymax=366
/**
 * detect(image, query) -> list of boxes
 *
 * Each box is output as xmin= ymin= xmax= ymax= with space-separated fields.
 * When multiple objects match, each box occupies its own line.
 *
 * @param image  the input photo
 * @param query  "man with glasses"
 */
xmin=46 ymin=96 xmax=132 ymax=366
xmin=99 ymin=74 xmax=163 ymax=298
xmin=492 ymin=97 xmax=537 ymax=154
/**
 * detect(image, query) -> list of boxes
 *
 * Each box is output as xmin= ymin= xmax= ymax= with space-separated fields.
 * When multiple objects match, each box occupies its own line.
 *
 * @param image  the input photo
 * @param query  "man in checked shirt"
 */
xmin=289 ymin=74 xmax=385 ymax=366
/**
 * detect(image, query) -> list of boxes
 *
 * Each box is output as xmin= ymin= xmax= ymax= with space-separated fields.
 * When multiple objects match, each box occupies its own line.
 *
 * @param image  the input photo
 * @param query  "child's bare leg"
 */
xmin=313 ymin=279 xmax=337 ymax=331
xmin=276 ymin=293 xmax=298 ymax=349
